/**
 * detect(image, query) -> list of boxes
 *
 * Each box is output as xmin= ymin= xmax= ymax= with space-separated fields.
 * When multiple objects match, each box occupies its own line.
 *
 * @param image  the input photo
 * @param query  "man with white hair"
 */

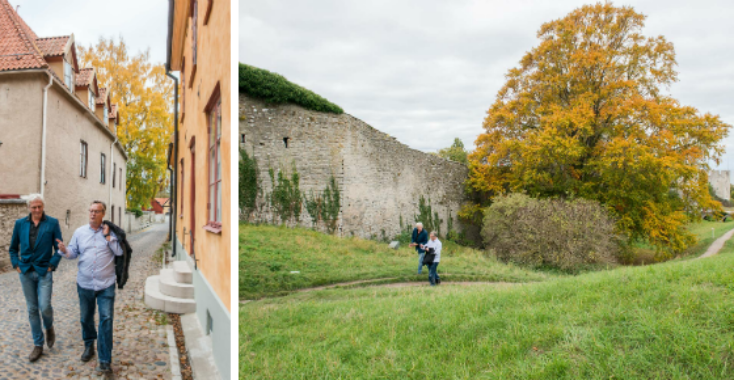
xmin=9 ymin=194 xmax=63 ymax=362
xmin=57 ymin=200 xmax=123 ymax=373
xmin=409 ymin=222 xmax=429 ymax=274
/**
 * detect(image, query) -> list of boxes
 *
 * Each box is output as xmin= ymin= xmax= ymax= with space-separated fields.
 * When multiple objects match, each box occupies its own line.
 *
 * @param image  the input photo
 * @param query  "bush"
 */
xmin=128 ymin=207 xmax=144 ymax=218
xmin=239 ymin=64 xmax=344 ymax=114
xmin=482 ymin=193 xmax=623 ymax=272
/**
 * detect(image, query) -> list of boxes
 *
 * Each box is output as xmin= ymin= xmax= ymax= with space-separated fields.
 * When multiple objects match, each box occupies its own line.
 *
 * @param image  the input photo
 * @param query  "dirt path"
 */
xmin=240 ymin=280 xmax=517 ymax=304
xmin=698 ymin=226 xmax=734 ymax=259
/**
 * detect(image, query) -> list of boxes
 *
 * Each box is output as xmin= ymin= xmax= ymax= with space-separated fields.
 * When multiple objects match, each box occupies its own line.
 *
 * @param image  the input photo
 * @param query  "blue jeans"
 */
xmin=19 ymin=270 xmax=54 ymax=347
xmin=429 ymin=262 xmax=440 ymax=286
xmin=77 ymin=283 xmax=115 ymax=363
xmin=417 ymin=251 xmax=426 ymax=274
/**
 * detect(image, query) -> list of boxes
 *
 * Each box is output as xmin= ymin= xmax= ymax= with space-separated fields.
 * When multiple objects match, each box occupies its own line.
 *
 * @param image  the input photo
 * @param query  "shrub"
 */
xmin=128 ymin=207 xmax=144 ymax=218
xmin=239 ymin=64 xmax=344 ymax=114
xmin=482 ymin=193 xmax=622 ymax=272
xmin=240 ymin=149 xmax=260 ymax=218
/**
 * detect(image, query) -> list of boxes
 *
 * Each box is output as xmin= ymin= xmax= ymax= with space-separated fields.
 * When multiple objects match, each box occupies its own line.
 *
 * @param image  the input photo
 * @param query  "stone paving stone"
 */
xmin=0 ymin=223 xmax=173 ymax=379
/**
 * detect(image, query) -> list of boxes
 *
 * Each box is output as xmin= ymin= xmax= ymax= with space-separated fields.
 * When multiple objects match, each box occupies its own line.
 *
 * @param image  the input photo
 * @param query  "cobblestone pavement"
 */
xmin=0 ymin=223 xmax=173 ymax=379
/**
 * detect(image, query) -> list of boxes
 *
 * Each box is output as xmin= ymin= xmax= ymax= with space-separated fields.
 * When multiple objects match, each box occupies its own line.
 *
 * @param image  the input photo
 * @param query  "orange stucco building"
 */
xmin=166 ymin=0 xmax=230 ymax=377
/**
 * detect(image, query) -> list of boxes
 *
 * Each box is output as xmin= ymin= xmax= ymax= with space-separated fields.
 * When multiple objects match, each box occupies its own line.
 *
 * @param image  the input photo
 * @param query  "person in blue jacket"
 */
xmin=9 ymin=194 xmax=63 ymax=362
xmin=409 ymin=222 xmax=429 ymax=274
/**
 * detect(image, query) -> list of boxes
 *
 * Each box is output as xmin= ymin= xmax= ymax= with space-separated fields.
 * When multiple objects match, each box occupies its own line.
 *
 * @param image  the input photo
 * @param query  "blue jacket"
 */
xmin=411 ymin=228 xmax=429 ymax=254
xmin=9 ymin=214 xmax=63 ymax=276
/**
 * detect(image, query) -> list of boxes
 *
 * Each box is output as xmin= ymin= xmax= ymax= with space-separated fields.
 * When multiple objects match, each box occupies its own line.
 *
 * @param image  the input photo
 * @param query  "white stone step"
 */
xmin=173 ymin=261 xmax=193 ymax=284
xmin=145 ymin=276 xmax=196 ymax=314
xmin=159 ymin=269 xmax=195 ymax=299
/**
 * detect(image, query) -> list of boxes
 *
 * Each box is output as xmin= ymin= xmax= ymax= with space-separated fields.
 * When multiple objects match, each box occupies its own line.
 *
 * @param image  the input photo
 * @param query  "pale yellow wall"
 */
xmin=175 ymin=0 xmax=231 ymax=311
xmin=0 ymin=73 xmax=44 ymax=195
xmin=0 ymin=70 xmax=126 ymax=239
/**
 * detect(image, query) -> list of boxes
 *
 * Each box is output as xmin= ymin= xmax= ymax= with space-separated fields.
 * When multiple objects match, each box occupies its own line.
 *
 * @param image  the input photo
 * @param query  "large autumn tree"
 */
xmin=468 ymin=3 xmax=730 ymax=256
xmin=78 ymin=37 xmax=173 ymax=210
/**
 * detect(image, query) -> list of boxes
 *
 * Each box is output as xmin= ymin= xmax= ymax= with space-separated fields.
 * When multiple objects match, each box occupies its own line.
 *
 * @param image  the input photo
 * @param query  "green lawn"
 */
xmin=241 ymin=238 xmax=734 ymax=379
xmin=239 ymin=224 xmax=559 ymax=300
xmin=630 ymin=219 xmax=734 ymax=264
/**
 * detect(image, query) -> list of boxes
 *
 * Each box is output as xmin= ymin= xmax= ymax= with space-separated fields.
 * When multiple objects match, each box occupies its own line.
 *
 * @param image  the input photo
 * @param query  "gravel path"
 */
xmin=0 ymin=223 xmax=172 ymax=379
xmin=698 ymin=226 xmax=734 ymax=259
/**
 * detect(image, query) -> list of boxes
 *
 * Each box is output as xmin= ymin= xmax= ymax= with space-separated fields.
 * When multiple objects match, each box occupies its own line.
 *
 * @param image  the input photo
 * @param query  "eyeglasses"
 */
xmin=89 ymin=210 xmax=104 ymax=214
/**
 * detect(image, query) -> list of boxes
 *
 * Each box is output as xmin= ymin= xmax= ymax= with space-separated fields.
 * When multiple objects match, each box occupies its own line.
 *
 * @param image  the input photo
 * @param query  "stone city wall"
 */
xmin=240 ymin=93 xmax=469 ymax=240
xmin=709 ymin=170 xmax=731 ymax=201
xmin=0 ymin=200 xmax=28 ymax=269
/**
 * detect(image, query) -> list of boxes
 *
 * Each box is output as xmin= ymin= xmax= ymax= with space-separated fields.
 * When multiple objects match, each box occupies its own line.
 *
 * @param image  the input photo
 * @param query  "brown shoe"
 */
xmin=29 ymin=346 xmax=43 ymax=362
xmin=46 ymin=327 xmax=55 ymax=348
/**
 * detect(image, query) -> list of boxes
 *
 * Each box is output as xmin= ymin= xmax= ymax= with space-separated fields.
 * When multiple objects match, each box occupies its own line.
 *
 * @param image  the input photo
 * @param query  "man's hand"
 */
xmin=56 ymin=239 xmax=67 ymax=254
xmin=103 ymin=224 xmax=111 ymax=241
xmin=16 ymin=267 xmax=20 ymax=273
xmin=47 ymin=267 xmax=52 ymax=272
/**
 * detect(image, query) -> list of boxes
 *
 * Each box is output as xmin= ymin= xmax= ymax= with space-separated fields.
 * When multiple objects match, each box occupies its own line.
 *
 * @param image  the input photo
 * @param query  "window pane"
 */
xmin=216 ymin=180 xmax=221 ymax=222
xmin=216 ymin=141 xmax=221 ymax=181
xmin=209 ymin=183 xmax=215 ymax=221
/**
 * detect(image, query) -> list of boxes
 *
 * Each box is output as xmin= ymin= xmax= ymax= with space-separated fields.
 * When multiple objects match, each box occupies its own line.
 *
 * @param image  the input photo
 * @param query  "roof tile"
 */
xmin=35 ymin=36 xmax=69 ymax=57
xmin=0 ymin=0 xmax=47 ymax=71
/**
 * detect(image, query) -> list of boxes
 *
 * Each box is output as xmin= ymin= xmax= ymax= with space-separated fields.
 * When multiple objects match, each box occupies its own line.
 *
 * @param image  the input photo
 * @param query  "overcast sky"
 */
xmin=13 ymin=0 xmax=168 ymax=66
xmin=240 ymin=0 xmax=734 ymax=172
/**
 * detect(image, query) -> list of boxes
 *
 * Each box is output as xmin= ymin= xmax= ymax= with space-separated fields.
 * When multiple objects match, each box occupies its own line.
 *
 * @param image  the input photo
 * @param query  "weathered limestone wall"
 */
xmin=0 ymin=200 xmax=27 ymax=269
xmin=709 ymin=170 xmax=731 ymax=201
xmin=240 ymin=93 xmax=469 ymax=240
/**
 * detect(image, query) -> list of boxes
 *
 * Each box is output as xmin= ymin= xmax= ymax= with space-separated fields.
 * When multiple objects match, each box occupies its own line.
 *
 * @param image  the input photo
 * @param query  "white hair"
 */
xmin=26 ymin=193 xmax=44 ymax=205
xmin=416 ymin=222 xmax=423 ymax=228
xmin=430 ymin=231 xmax=437 ymax=237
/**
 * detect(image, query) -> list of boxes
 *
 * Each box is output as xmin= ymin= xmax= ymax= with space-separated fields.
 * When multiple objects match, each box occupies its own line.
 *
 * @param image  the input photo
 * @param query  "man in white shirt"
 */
xmin=57 ymin=200 xmax=123 ymax=373
xmin=421 ymin=231 xmax=442 ymax=286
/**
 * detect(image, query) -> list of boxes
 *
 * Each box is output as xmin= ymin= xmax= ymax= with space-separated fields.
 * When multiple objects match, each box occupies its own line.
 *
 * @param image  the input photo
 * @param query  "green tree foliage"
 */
xmin=436 ymin=138 xmax=469 ymax=165
xmin=240 ymin=149 xmax=260 ymax=218
xmin=483 ymin=193 xmax=623 ymax=271
xmin=239 ymin=64 xmax=343 ymax=114
xmin=468 ymin=3 xmax=730 ymax=255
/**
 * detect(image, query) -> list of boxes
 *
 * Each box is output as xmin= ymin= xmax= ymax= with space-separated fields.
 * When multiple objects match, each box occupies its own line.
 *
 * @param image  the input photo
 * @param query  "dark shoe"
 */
xmin=46 ymin=327 xmax=55 ymax=348
xmin=81 ymin=344 xmax=95 ymax=362
xmin=29 ymin=346 xmax=43 ymax=362
xmin=96 ymin=362 xmax=112 ymax=373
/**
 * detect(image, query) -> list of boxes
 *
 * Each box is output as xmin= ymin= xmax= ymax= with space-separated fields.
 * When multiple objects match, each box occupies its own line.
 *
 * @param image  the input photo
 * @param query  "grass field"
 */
xmin=239 ymin=224 xmax=558 ymax=300
xmin=241 ymin=237 xmax=734 ymax=379
xmin=631 ymin=219 xmax=734 ymax=264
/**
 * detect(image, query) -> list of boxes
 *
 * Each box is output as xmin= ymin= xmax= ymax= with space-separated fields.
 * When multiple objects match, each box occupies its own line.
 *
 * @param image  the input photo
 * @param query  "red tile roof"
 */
xmin=76 ymin=67 xmax=94 ymax=86
xmin=154 ymin=198 xmax=170 ymax=207
xmin=96 ymin=87 xmax=108 ymax=105
xmin=35 ymin=36 xmax=69 ymax=57
xmin=0 ymin=0 xmax=46 ymax=71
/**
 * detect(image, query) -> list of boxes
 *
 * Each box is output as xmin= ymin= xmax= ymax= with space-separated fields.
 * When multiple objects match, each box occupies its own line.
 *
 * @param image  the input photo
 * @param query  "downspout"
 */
xmin=109 ymin=136 xmax=118 ymax=212
xmin=40 ymin=71 xmax=53 ymax=196
xmin=166 ymin=70 xmax=179 ymax=257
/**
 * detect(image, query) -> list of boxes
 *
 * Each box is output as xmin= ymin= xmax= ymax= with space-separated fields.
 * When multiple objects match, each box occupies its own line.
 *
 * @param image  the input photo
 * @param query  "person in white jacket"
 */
xmin=421 ymin=231 xmax=442 ymax=286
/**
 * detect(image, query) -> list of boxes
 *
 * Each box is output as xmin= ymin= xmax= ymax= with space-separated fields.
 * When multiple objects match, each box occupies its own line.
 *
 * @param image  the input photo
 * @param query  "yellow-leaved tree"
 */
xmin=467 ymin=3 xmax=730 ymax=257
xmin=78 ymin=37 xmax=173 ymax=210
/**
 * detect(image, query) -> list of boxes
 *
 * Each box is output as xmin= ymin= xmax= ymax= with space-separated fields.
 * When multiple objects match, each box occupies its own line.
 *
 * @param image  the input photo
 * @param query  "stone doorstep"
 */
xmin=159 ymin=269 xmax=195 ymax=299
xmin=172 ymin=261 xmax=193 ymax=284
xmin=144 ymin=275 xmax=196 ymax=314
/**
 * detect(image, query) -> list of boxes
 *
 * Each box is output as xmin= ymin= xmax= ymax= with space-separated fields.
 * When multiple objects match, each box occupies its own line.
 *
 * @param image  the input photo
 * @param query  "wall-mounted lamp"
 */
xmin=0 ymin=141 xmax=3 ymax=147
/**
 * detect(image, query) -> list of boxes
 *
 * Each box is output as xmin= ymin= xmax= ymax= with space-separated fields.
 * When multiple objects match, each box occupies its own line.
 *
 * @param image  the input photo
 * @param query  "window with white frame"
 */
xmin=206 ymin=88 xmax=222 ymax=228
xmin=64 ymin=60 xmax=73 ymax=91
xmin=88 ymin=87 xmax=95 ymax=109
xmin=100 ymin=153 xmax=106 ymax=184
xmin=80 ymin=141 xmax=88 ymax=177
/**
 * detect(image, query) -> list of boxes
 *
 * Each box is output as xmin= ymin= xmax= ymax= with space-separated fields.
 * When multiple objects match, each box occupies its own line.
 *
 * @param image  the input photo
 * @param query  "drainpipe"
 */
xmin=40 ymin=71 xmax=53 ymax=196
xmin=166 ymin=70 xmax=179 ymax=258
xmin=109 ymin=136 xmax=118 ymax=213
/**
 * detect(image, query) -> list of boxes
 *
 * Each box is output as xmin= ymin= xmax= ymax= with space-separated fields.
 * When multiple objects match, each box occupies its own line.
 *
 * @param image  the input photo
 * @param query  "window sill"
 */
xmin=203 ymin=223 xmax=222 ymax=234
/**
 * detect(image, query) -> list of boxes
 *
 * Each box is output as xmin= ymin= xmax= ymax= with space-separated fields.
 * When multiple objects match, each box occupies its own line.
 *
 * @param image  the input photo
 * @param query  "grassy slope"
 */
xmin=241 ymin=238 xmax=734 ymax=379
xmin=239 ymin=224 xmax=557 ymax=300
xmin=632 ymin=220 xmax=734 ymax=263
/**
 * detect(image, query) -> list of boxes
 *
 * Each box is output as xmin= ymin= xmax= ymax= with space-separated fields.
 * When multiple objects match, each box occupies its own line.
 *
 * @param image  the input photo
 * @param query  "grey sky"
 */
xmin=14 ymin=0 xmax=168 ymax=65
xmin=240 ymin=0 xmax=734 ymax=172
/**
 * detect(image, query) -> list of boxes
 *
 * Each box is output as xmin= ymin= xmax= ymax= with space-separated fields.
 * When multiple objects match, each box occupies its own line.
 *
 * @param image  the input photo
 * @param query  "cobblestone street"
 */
xmin=0 ymin=223 xmax=173 ymax=379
